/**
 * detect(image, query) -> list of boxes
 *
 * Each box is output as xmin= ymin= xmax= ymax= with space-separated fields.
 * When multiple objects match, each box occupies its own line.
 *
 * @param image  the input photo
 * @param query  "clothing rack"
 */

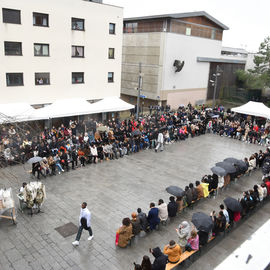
xmin=0 ymin=207 xmax=17 ymax=224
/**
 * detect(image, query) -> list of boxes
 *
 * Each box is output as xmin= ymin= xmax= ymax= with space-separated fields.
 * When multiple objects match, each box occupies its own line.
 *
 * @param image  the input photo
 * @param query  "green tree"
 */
xmin=236 ymin=36 xmax=270 ymax=89
xmin=250 ymin=36 xmax=270 ymax=86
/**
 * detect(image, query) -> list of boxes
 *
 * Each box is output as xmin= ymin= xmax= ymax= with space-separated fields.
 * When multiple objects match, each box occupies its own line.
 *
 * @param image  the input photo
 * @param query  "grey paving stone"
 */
xmin=0 ymin=135 xmax=266 ymax=270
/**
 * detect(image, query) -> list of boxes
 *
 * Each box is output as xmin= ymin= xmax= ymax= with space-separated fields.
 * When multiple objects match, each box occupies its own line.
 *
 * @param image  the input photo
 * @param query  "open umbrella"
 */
xmin=192 ymin=212 xmax=213 ymax=233
xmin=27 ymin=156 xmax=43 ymax=164
xmin=166 ymin=186 xmax=185 ymax=197
xmin=212 ymin=115 xmax=220 ymax=118
xmin=211 ymin=166 xmax=226 ymax=176
xmin=215 ymin=162 xmax=236 ymax=174
xmin=224 ymin=197 xmax=242 ymax=212
xmin=97 ymin=125 xmax=109 ymax=132
xmin=223 ymin=157 xmax=239 ymax=164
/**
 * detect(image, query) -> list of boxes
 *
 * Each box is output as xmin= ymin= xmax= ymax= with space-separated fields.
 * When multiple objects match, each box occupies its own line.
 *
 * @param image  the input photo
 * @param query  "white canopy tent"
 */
xmin=89 ymin=96 xmax=134 ymax=113
xmin=29 ymin=98 xmax=95 ymax=120
xmin=231 ymin=101 xmax=270 ymax=119
xmin=0 ymin=103 xmax=37 ymax=124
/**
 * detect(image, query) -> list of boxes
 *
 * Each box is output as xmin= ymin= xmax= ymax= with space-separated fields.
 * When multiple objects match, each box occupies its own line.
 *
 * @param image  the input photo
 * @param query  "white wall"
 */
xmin=0 ymin=0 xmax=123 ymax=105
xmin=162 ymin=33 xmax=222 ymax=91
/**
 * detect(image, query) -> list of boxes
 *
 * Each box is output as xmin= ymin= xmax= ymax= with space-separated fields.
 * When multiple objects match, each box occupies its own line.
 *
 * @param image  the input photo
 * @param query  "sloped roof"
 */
xmin=124 ymin=11 xmax=229 ymax=30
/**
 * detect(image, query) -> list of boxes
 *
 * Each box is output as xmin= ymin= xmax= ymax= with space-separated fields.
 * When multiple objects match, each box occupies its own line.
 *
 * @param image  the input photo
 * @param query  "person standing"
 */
xmin=72 ymin=202 xmax=94 ymax=246
xmin=155 ymin=131 xmax=164 ymax=152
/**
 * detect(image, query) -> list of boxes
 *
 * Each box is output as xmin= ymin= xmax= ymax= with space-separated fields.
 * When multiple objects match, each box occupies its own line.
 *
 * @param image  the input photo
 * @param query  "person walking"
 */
xmin=72 ymin=202 xmax=94 ymax=246
xmin=155 ymin=131 xmax=164 ymax=152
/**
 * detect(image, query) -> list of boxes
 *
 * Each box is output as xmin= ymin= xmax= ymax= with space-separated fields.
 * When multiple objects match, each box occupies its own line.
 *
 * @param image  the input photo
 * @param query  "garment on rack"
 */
xmin=23 ymin=182 xmax=46 ymax=208
xmin=0 ymin=188 xmax=15 ymax=213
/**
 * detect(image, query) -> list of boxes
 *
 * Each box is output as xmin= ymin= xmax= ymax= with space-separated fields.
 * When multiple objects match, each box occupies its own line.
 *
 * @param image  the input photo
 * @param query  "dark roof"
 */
xmin=124 ymin=11 xmax=229 ymax=30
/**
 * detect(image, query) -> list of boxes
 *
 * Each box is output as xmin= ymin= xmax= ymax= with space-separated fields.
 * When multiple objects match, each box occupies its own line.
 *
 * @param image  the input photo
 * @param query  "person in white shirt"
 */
xmin=157 ymin=199 xmax=168 ymax=223
xmin=72 ymin=202 xmax=94 ymax=246
xmin=155 ymin=132 xmax=164 ymax=152
xmin=220 ymin=204 xmax=229 ymax=224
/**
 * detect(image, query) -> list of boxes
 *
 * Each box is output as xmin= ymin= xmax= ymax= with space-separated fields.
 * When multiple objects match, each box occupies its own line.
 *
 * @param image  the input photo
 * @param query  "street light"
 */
xmin=136 ymin=62 xmax=143 ymax=119
xmin=211 ymin=65 xmax=222 ymax=109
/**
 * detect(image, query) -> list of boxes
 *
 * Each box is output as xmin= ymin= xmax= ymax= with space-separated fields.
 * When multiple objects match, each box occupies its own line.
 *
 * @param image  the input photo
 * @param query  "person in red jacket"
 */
xmin=263 ymin=177 xmax=270 ymax=195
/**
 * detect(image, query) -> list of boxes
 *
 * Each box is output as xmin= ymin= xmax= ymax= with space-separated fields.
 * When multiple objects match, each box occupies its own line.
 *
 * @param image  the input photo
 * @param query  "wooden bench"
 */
xmin=165 ymin=250 xmax=198 ymax=270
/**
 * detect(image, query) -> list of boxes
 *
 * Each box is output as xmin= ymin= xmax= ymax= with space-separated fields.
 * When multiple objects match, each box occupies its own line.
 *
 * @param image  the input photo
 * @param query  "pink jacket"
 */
xmin=187 ymin=235 xmax=199 ymax=250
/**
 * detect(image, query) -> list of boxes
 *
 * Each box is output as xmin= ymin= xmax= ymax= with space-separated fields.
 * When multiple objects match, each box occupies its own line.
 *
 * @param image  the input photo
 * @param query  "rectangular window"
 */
xmin=35 ymin=73 xmax=50 ymax=85
xmin=109 ymin=23 xmax=115 ymax=34
xmin=34 ymin=43 xmax=49 ymax=56
xmin=108 ymin=72 xmax=114 ymax=83
xmin=33 ymin=12 xmax=49 ymax=27
xmin=6 ymin=73 xmax=23 ymax=86
xmin=186 ymin=27 xmax=191 ymax=36
xmin=2 ymin=8 xmax=21 ymax=24
xmin=72 ymin=46 xmax=84 ymax=57
xmin=72 ymin=18 xmax=84 ymax=31
xmin=211 ymin=29 xmax=216 ymax=39
xmin=72 ymin=72 xmax=84 ymax=84
xmin=108 ymin=48 xmax=115 ymax=59
xmin=4 ymin=42 xmax=22 ymax=55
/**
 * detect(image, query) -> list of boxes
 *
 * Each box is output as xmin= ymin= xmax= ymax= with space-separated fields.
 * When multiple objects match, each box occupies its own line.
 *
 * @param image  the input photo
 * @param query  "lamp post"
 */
xmin=212 ymin=65 xmax=222 ymax=109
xmin=136 ymin=62 xmax=143 ymax=119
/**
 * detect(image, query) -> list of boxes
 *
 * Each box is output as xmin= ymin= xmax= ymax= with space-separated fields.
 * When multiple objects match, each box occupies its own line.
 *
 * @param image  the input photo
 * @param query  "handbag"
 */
xmin=115 ymin=232 xmax=119 ymax=246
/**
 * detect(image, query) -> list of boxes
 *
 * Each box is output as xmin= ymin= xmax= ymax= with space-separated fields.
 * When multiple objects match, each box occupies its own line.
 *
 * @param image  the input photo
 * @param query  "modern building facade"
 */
xmin=121 ymin=11 xmax=246 ymax=108
xmin=0 ymin=0 xmax=123 ymax=106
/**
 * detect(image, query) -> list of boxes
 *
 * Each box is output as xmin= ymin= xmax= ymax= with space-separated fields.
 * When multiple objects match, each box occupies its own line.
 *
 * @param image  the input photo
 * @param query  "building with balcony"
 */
xmin=0 ymin=0 xmax=123 ymax=106
xmin=121 ymin=11 xmax=246 ymax=108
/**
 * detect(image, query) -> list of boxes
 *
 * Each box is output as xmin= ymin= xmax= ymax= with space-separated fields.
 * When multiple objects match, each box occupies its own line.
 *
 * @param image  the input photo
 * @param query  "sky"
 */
xmin=104 ymin=0 xmax=270 ymax=52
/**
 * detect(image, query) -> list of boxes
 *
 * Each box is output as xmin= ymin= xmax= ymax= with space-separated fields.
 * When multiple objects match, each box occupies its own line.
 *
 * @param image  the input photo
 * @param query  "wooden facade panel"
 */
xmin=181 ymin=16 xmax=223 ymax=30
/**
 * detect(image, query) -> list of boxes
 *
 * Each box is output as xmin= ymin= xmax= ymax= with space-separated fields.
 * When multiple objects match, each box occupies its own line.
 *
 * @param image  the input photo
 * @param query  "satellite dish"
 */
xmin=173 ymin=60 xmax=185 ymax=73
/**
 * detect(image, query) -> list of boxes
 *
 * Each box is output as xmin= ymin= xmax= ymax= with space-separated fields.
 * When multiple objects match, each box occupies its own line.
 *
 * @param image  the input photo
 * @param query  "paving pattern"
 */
xmin=0 ymin=134 xmax=265 ymax=270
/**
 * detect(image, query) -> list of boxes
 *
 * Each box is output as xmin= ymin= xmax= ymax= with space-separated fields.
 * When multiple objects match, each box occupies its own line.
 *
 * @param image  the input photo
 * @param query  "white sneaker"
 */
xmin=88 ymin=236 xmax=94 ymax=241
xmin=72 ymin=241 xmax=79 ymax=246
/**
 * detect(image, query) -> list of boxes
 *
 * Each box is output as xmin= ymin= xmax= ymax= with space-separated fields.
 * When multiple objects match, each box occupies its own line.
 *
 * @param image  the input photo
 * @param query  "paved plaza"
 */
xmin=0 ymin=134 xmax=266 ymax=270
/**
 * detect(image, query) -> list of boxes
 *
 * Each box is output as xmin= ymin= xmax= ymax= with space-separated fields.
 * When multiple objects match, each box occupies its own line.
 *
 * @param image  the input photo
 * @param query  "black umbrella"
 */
xmin=192 ymin=212 xmax=213 ymax=233
xmin=224 ymin=157 xmax=239 ymax=164
xmin=211 ymin=166 xmax=226 ymax=176
xmin=27 ymin=156 xmax=43 ymax=164
xmin=224 ymin=197 xmax=242 ymax=212
xmin=215 ymin=162 xmax=236 ymax=174
xmin=235 ymin=160 xmax=248 ymax=172
xmin=166 ymin=186 xmax=185 ymax=197
xmin=131 ymin=130 xmax=141 ymax=136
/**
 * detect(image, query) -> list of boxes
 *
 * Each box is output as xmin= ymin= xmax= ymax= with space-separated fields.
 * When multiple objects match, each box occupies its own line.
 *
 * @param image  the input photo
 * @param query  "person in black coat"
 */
xmin=189 ymin=183 xmax=198 ymax=201
xmin=150 ymin=247 xmax=168 ymax=270
xmin=167 ymin=196 xmax=178 ymax=218
xmin=184 ymin=186 xmax=192 ymax=205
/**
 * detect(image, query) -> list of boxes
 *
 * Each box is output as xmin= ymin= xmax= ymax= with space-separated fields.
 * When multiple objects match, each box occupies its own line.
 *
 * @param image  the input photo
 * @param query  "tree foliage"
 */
xmin=236 ymin=36 xmax=270 ymax=89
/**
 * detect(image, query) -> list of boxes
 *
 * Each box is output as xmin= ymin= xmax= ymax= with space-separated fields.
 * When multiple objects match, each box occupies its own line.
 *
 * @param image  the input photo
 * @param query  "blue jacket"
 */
xmin=147 ymin=207 xmax=160 ymax=229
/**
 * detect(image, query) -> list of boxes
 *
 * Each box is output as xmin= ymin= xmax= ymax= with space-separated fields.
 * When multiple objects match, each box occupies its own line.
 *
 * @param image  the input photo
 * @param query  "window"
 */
xmin=33 ymin=12 xmax=49 ymax=27
xmin=35 ymin=73 xmax=50 ymax=85
xmin=108 ymin=72 xmax=114 ymax=83
xmin=211 ymin=29 xmax=216 ymax=39
xmin=186 ymin=27 xmax=191 ymax=36
xmin=34 ymin=43 xmax=49 ymax=56
xmin=109 ymin=23 xmax=115 ymax=34
xmin=6 ymin=73 xmax=23 ymax=86
xmin=124 ymin=22 xmax=138 ymax=33
xmin=2 ymin=8 xmax=21 ymax=24
xmin=4 ymin=42 xmax=22 ymax=55
xmin=108 ymin=48 xmax=115 ymax=59
xmin=72 ymin=72 xmax=84 ymax=84
xmin=72 ymin=46 xmax=84 ymax=57
xmin=72 ymin=18 xmax=84 ymax=31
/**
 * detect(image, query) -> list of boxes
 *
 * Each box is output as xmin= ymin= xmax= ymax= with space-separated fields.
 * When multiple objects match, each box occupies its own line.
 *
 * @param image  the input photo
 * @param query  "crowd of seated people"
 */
xmin=0 ymin=104 xmax=211 ymax=173
xmin=117 ymin=143 xmax=270 ymax=252
xmin=132 ymin=177 xmax=270 ymax=270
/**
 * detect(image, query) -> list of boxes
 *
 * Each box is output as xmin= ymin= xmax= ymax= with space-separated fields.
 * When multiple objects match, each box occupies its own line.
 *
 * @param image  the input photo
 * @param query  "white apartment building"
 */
xmin=0 ymin=0 xmax=123 ymax=106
